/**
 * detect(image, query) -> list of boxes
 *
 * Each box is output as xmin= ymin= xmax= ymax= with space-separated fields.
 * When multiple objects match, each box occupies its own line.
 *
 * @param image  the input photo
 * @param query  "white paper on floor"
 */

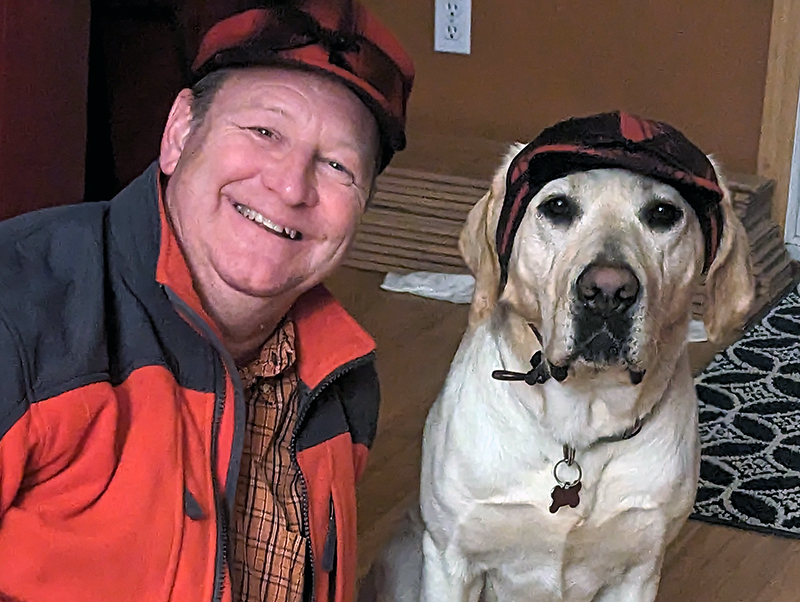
xmin=686 ymin=318 xmax=708 ymax=343
xmin=380 ymin=271 xmax=475 ymax=304
xmin=380 ymin=271 xmax=709 ymax=343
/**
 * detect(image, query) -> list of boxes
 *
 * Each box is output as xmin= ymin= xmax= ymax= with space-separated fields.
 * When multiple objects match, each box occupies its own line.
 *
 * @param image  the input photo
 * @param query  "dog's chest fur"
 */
xmin=420 ymin=320 xmax=699 ymax=601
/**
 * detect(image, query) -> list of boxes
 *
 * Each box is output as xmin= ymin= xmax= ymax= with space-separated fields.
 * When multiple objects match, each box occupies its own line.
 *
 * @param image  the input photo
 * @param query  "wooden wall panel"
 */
xmin=757 ymin=0 xmax=800 ymax=231
xmin=364 ymin=1 xmax=773 ymax=179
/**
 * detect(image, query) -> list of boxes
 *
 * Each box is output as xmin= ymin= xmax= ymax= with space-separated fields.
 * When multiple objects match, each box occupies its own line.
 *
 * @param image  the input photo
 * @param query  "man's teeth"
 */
xmin=234 ymin=203 xmax=300 ymax=240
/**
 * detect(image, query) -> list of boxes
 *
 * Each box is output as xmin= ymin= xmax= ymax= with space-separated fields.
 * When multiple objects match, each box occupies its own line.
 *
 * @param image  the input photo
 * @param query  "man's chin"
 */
xmin=214 ymin=263 xmax=309 ymax=300
xmin=213 ymin=248 xmax=346 ymax=302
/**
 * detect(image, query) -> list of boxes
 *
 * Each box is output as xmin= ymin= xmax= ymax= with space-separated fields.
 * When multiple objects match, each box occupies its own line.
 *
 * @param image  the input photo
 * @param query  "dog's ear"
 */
xmin=702 ymin=159 xmax=755 ymax=342
xmin=459 ymin=187 xmax=500 ymax=328
xmin=459 ymin=144 xmax=523 ymax=327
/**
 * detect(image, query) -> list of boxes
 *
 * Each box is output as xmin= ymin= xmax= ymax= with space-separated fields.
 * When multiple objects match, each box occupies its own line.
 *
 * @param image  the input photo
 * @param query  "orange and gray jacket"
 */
xmin=0 ymin=163 xmax=379 ymax=602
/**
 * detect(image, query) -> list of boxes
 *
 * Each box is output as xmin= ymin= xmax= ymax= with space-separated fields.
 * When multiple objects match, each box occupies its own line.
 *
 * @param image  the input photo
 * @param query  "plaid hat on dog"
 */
xmin=496 ymin=111 xmax=724 ymax=289
xmin=191 ymin=0 xmax=415 ymax=170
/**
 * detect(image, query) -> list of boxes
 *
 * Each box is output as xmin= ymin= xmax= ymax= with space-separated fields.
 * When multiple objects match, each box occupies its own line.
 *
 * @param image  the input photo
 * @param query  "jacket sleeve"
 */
xmin=0 ymin=316 xmax=30 ymax=516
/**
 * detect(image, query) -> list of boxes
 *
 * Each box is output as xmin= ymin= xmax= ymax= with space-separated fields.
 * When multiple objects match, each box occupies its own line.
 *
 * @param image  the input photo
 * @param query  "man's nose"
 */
xmin=265 ymin=148 xmax=319 ymax=207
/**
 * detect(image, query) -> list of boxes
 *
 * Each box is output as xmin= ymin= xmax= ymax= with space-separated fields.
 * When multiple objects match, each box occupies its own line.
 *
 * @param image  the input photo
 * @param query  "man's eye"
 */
xmin=322 ymin=159 xmax=355 ymax=184
xmin=248 ymin=126 xmax=277 ymax=139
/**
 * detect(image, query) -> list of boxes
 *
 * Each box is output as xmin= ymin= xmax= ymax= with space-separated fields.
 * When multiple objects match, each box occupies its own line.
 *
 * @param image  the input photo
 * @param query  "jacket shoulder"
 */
xmin=0 ymin=201 xmax=110 ymax=296
xmin=0 ymin=202 xmax=112 ymax=402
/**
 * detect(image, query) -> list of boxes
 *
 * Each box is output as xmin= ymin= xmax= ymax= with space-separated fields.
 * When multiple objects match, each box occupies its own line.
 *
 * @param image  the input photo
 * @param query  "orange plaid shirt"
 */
xmin=231 ymin=318 xmax=307 ymax=602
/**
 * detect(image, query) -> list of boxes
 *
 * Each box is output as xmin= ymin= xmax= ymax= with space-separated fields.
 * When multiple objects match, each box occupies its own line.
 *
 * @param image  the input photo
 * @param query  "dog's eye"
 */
xmin=538 ymin=196 xmax=578 ymax=226
xmin=642 ymin=201 xmax=683 ymax=231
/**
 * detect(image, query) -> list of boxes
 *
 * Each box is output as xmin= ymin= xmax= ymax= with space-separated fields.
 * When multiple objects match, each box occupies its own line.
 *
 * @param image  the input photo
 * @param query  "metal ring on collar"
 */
xmin=553 ymin=458 xmax=583 ymax=488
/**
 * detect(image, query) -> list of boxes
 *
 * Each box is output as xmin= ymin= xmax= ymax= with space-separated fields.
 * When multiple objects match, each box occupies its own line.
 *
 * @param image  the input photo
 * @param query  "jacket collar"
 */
xmin=152 ymin=170 xmax=223 ymax=341
xmin=292 ymin=285 xmax=376 ymax=389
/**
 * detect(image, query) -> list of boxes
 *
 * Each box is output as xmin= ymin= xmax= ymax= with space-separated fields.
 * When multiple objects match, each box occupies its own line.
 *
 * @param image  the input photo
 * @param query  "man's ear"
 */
xmin=459 ymin=144 xmax=523 ymax=328
xmin=159 ymin=89 xmax=195 ymax=176
xmin=702 ymin=159 xmax=755 ymax=342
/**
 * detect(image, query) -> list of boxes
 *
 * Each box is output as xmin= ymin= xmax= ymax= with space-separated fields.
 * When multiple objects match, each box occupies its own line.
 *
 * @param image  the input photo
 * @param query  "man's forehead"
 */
xmin=198 ymin=66 xmax=380 ymax=169
xmin=215 ymin=67 xmax=348 ymax=105
xmin=211 ymin=68 xmax=374 ymax=130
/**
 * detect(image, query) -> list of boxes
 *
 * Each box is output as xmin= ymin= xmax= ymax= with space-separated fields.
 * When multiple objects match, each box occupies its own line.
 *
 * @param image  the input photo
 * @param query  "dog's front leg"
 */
xmin=420 ymin=529 xmax=483 ymax=602
xmin=591 ymin=559 xmax=663 ymax=602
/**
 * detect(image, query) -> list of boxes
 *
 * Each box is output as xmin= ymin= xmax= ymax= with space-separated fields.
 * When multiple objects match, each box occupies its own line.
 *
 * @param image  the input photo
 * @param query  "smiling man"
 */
xmin=161 ymin=67 xmax=381 ymax=360
xmin=0 ymin=2 xmax=413 ymax=602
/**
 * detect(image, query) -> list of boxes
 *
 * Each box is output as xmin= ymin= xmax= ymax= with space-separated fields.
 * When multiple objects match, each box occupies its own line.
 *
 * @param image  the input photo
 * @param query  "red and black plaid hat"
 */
xmin=191 ymin=0 xmax=415 ymax=170
xmin=496 ymin=111 xmax=724 ymax=289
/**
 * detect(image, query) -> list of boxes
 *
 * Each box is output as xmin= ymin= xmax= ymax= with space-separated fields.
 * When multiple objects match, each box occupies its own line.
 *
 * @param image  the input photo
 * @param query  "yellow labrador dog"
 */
xmin=360 ymin=112 xmax=753 ymax=602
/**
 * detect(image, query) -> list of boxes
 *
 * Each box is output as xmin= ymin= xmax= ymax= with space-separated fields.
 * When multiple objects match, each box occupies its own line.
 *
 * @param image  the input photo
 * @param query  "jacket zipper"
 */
xmin=162 ymin=286 xmax=246 ymax=602
xmin=210 ymin=362 xmax=229 ymax=602
xmin=165 ymin=284 xmax=376 ymax=602
xmin=291 ymin=352 xmax=375 ymax=602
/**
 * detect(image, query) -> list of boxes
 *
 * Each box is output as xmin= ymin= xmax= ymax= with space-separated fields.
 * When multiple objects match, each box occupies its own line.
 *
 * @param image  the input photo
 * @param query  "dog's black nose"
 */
xmin=576 ymin=263 xmax=640 ymax=317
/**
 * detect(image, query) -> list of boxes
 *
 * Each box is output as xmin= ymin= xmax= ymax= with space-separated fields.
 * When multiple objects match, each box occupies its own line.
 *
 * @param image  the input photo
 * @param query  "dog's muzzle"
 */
xmin=573 ymin=261 xmax=640 ymax=364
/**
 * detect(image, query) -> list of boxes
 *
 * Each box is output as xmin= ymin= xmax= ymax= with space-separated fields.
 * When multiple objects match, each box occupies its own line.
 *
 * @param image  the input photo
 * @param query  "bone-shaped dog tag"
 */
xmin=549 ymin=482 xmax=581 ymax=513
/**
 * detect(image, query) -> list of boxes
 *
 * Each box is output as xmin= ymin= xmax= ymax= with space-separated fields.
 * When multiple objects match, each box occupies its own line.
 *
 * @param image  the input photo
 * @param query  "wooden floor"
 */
xmin=325 ymin=266 xmax=800 ymax=602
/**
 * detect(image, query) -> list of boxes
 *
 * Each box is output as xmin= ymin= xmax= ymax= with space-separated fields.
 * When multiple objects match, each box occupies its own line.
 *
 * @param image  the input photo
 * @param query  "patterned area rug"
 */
xmin=692 ymin=283 xmax=800 ymax=537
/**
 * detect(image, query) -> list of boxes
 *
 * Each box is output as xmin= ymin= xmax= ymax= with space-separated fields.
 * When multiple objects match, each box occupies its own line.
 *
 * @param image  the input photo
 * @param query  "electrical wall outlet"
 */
xmin=434 ymin=0 xmax=471 ymax=55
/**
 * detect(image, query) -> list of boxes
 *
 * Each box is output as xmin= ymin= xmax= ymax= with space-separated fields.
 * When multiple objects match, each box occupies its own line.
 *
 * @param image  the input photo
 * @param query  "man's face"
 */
xmin=159 ymin=67 xmax=379 ymax=303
